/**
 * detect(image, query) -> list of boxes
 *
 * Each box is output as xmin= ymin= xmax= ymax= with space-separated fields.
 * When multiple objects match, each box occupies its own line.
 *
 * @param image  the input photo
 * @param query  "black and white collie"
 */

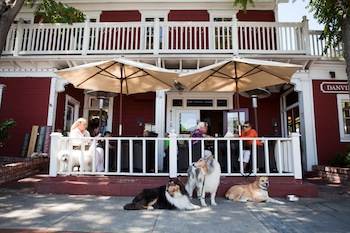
xmin=186 ymin=150 xmax=221 ymax=206
xmin=124 ymin=178 xmax=200 ymax=210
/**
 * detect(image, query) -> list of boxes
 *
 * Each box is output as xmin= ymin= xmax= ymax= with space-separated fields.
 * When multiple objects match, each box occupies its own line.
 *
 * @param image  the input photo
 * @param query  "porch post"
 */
xmin=49 ymin=132 xmax=62 ymax=177
xmin=302 ymin=16 xmax=311 ymax=55
xmin=0 ymin=84 xmax=6 ymax=109
xmin=168 ymin=130 xmax=178 ymax=178
xmin=155 ymin=90 xmax=166 ymax=170
xmin=291 ymin=132 xmax=302 ymax=179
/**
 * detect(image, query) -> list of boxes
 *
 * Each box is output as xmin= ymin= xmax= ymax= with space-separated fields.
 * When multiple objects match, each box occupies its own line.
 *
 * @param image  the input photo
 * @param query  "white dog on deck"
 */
xmin=186 ymin=150 xmax=221 ymax=206
xmin=57 ymin=141 xmax=104 ymax=173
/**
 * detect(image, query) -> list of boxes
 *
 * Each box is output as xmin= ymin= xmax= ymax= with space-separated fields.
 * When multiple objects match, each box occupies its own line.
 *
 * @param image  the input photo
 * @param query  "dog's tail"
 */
xmin=123 ymin=202 xmax=143 ymax=210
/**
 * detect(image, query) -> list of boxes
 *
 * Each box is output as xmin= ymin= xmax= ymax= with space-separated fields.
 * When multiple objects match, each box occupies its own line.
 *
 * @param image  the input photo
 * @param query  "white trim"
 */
xmin=166 ymin=91 xmax=233 ymax=133
xmin=0 ymin=84 xmax=6 ymax=109
xmin=47 ymin=78 xmax=57 ymax=129
xmin=141 ymin=10 xmax=169 ymax=21
xmin=337 ymin=94 xmax=350 ymax=142
xmin=64 ymin=94 xmax=80 ymax=131
xmin=291 ymin=72 xmax=318 ymax=171
xmin=208 ymin=9 xmax=237 ymax=21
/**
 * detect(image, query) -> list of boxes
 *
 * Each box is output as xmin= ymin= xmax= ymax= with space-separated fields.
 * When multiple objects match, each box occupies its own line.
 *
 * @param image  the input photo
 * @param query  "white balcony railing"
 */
xmin=2 ymin=20 xmax=342 ymax=58
xmin=49 ymin=133 xmax=303 ymax=179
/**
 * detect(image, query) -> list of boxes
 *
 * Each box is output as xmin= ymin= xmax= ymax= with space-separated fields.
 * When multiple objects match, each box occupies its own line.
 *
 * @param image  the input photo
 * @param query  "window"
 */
xmin=187 ymin=99 xmax=213 ymax=107
xmin=217 ymin=99 xmax=228 ymax=107
xmin=337 ymin=94 xmax=350 ymax=141
xmin=179 ymin=111 xmax=199 ymax=134
xmin=64 ymin=95 xmax=80 ymax=131
xmin=172 ymin=99 xmax=183 ymax=107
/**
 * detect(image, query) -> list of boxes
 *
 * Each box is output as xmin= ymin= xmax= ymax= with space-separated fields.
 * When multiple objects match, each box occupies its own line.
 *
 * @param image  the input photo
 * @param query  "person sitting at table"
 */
xmin=191 ymin=122 xmax=210 ymax=161
xmin=239 ymin=121 xmax=262 ymax=171
xmin=70 ymin=118 xmax=104 ymax=172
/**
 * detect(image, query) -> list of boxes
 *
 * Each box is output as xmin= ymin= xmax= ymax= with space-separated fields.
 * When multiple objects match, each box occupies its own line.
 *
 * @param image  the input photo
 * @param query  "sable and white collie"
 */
xmin=124 ymin=178 xmax=200 ymax=210
xmin=186 ymin=150 xmax=221 ymax=207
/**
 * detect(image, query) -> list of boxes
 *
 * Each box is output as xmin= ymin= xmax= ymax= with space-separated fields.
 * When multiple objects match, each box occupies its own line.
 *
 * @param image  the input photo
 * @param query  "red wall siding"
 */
xmin=0 ymin=77 xmax=51 ymax=156
xmin=236 ymin=94 xmax=281 ymax=136
xmin=112 ymin=92 xmax=155 ymax=136
xmin=100 ymin=11 xmax=141 ymax=22
xmin=312 ymin=80 xmax=349 ymax=165
xmin=168 ymin=10 xmax=209 ymax=21
xmin=55 ymin=84 xmax=85 ymax=132
xmin=237 ymin=10 xmax=275 ymax=22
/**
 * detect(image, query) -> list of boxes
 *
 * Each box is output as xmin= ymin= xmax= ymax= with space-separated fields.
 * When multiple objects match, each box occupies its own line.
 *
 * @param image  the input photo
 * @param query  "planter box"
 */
xmin=313 ymin=165 xmax=350 ymax=184
xmin=0 ymin=156 xmax=49 ymax=185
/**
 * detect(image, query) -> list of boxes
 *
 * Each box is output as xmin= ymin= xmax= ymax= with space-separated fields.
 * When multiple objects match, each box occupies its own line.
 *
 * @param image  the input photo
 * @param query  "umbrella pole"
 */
xmin=234 ymin=62 xmax=241 ymax=135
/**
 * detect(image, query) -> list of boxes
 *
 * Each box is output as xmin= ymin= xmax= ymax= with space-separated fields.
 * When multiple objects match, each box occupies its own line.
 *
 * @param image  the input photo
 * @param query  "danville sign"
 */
xmin=320 ymin=82 xmax=349 ymax=94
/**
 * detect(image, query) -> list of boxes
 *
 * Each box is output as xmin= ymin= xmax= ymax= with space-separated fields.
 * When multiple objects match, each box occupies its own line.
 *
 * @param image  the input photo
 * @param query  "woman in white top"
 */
xmin=70 ymin=118 xmax=105 ymax=172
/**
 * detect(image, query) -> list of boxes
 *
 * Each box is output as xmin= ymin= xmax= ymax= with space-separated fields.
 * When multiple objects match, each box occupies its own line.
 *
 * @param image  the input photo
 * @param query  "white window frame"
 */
xmin=0 ymin=84 xmax=5 ymax=109
xmin=64 ymin=95 xmax=80 ymax=131
xmin=337 ymin=94 xmax=350 ymax=142
xmin=166 ymin=91 xmax=233 ymax=133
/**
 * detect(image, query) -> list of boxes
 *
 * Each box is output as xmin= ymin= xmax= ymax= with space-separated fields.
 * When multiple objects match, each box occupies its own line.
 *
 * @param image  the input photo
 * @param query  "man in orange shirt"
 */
xmin=239 ymin=121 xmax=262 ymax=170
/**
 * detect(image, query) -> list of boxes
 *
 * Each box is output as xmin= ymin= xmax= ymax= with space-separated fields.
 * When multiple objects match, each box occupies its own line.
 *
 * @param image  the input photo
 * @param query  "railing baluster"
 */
xmin=129 ymin=139 xmax=133 ymax=173
xmin=239 ymin=139 xmax=243 ymax=174
xmin=226 ymin=139 xmax=231 ymax=174
xmin=105 ymin=139 xmax=109 ymax=173
xmin=188 ymin=139 xmax=192 ymax=165
xmin=155 ymin=139 xmax=158 ymax=173
xmin=214 ymin=139 xmax=218 ymax=160
xmin=252 ymin=139 xmax=257 ymax=175
xmin=92 ymin=139 xmax=96 ymax=173
xmin=142 ymin=139 xmax=146 ymax=173
xmin=277 ymin=139 xmax=283 ymax=174
xmin=264 ymin=140 xmax=270 ymax=174
xmin=201 ymin=139 xmax=205 ymax=157
xmin=117 ymin=139 xmax=121 ymax=173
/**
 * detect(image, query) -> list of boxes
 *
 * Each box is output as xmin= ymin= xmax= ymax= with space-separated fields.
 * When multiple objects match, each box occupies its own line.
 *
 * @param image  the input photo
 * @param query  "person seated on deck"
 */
xmin=191 ymin=122 xmax=210 ymax=161
xmin=239 ymin=121 xmax=262 ymax=171
xmin=70 ymin=118 xmax=105 ymax=172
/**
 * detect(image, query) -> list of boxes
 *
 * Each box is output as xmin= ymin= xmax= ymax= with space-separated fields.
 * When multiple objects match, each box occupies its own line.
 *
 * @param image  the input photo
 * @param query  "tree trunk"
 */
xmin=0 ymin=0 xmax=25 ymax=56
xmin=343 ymin=15 xmax=350 ymax=95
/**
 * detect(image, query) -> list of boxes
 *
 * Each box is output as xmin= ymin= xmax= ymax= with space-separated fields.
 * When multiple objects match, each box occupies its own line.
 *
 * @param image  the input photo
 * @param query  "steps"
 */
xmin=19 ymin=175 xmax=319 ymax=197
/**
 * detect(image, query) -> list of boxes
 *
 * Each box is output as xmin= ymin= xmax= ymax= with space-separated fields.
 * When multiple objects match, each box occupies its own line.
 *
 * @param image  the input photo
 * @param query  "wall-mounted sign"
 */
xmin=320 ymin=81 xmax=349 ymax=94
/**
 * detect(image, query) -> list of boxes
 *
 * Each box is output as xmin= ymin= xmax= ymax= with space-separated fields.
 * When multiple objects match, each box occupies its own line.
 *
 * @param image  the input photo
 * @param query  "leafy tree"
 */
xmin=234 ymin=0 xmax=350 ymax=91
xmin=0 ymin=0 xmax=85 ymax=55
xmin=0 ymin=119 xmax=16 ymax=147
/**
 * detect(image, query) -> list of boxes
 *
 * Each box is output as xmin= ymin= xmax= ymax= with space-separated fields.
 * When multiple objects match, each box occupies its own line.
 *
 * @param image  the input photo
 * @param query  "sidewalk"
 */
xmin=0 ymin=185 xmax=349 ymax=233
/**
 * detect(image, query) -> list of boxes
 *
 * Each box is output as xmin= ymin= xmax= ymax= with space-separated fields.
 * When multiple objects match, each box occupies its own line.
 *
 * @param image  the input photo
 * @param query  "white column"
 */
xmin=155 ymin=90 xmax=166 ymax=170
xmin=302 ymin=16 xmax=311 ymax=55
xmin=169 ymin=130 xmax=178 ymax=178
xmin=0 ymin=84 xmax=6 ymax=109
xmin=49 ymin=132 xmax=62 ymax=176
xmin=47 ymin=77 xmax=57 ymax=129
xmin=292 ymin=72 xmax=318 ymax=171
xmin=291 ymin=132 xmax=302 ymax=179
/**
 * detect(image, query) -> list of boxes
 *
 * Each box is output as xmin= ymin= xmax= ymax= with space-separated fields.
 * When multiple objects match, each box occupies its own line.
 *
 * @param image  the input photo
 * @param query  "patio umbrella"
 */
xmin=56 ymin=58 xmax=178 ymax=135
xmin=178 ymin=57 xmax=301 ymax=132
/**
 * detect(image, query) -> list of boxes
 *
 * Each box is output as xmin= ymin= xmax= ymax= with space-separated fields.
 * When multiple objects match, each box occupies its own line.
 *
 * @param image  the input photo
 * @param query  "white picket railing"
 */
xmin=2 ymin=20 xmax=341 ymax=58
xmin=49 ymin=132 xmax=302 ymax=179
xmin=309 ymin=30 xmax=343 ymax=58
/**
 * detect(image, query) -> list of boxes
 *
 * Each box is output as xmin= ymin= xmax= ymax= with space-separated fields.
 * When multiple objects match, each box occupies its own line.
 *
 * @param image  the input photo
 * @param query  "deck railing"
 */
xmin=2 ymin=20 xmax=342 ymax=58
xmin=49 ymin=132 xmax=302 ymax=179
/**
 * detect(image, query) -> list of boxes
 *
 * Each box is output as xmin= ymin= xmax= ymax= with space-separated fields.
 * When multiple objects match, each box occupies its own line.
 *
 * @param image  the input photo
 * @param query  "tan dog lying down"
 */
xmin=225 ymin=176 xmax=284 ymax=204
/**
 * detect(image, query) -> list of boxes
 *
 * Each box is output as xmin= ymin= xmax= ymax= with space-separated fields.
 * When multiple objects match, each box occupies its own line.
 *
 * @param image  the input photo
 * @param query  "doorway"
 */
xmin=201 ymin=110 xmax=223 ymax=136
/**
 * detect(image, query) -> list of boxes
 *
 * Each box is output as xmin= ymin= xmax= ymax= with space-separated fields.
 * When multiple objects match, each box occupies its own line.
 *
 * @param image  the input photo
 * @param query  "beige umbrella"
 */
xmin=56 ymin=58 xmax=178 ymax=135
xmin=178 ymin=57 xmax=301 ymax=131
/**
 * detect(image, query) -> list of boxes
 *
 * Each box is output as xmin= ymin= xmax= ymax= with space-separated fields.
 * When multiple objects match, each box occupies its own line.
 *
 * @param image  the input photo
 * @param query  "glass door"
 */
xmin=174 ymin=110 xmax=200 ymax=136
xmin=224 ymin=110 xmax=248 ymax=135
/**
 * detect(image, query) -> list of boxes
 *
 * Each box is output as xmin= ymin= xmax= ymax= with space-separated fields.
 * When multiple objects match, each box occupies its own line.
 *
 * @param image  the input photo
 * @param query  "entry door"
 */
xmin=174 ymin=110 xmax=200 ymax=136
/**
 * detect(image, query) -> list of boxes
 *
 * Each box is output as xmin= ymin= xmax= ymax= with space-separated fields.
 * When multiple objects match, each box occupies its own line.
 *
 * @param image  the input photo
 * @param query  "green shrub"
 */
xmin=0 ymin=119 xmax=16 ymax=147
xmin=329 ymin=151 xmax=350 ymax=168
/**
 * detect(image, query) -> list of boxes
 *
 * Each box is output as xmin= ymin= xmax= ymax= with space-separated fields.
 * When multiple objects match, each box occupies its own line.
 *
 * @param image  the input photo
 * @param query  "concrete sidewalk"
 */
xmin=0 ymin=188 xmax=349 ymax=233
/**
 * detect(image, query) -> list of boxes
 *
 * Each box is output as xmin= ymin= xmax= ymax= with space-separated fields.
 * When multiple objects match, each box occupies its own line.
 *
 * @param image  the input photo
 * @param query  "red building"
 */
xmin=0 ymin=0 xmax=346 ymax=184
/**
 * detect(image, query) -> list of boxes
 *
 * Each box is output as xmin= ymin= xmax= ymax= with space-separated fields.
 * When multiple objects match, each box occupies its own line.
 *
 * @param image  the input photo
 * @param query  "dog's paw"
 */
xmin=191 ymin=204 xmax=201 ymax=210
xmin=147 ymin=206 xmax=154 ymax=210
xmin=211 ymin=202 xmax=217 ymax=206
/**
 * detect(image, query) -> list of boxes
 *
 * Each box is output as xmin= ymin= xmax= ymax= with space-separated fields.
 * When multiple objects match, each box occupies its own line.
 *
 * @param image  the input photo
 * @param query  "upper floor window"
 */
xmin=214 ymin=17 xmax=233 ymax=22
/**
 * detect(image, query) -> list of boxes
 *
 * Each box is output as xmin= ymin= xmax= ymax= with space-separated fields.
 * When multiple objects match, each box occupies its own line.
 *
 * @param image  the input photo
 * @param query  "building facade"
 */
xmin=0 ymin=0 xmax=347 ymax=173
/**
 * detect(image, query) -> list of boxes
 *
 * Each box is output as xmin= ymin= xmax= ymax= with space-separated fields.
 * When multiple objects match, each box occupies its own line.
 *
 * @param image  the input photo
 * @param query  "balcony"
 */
xmin=2 ymin=20 xmax=343 ymax=59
